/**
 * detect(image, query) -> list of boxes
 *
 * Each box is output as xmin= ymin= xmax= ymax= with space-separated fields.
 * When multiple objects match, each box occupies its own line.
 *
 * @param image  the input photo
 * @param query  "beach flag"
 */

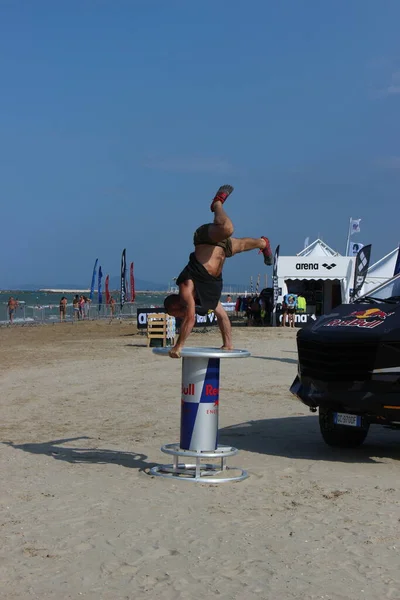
xmin=272 ymin=245 xmax=280 ymax=326
xmin=120 ymin=249 xmax=127 ymax=308
xmin=346 ymin=218 xmax=362 ymax=255
xmin=130 ymin=262 xmax=136 ymax=302
xmin=349 ymin=242 xmax=364 ymax=256
xmin=351 ymin=244 xmax=371 ymax=299
xmin=350 ymin=218 xmax=361 ymax=234
xmin=98 ymin=266 xmax=103 ymax=311
xmin=250 ymin=276 xmax=254 ymax=294
xmin=255 ymin=273 xmax=260 ymax=295
xmin=394 ymin=246 xmax=400 ymax=276
xmin=89 ymin=258 xmax=98 ymax=300
xmin=105 ymin=275 xmax=110 ymax=305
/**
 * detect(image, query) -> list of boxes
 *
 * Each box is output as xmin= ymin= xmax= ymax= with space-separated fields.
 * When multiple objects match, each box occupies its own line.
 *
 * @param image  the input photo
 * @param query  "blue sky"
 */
xmin=1 ymin=0 xmax=400 ymax=287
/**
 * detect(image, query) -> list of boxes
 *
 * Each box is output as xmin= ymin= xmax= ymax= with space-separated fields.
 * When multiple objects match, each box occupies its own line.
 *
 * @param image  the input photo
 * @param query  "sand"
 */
xmin=1 ymin=320 xmax=400 ymax=600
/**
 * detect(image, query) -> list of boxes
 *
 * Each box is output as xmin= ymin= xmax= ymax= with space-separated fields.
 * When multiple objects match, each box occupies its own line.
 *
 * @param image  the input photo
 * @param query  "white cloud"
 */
xmin=378 ymin=70 xmax=400 ymax=97
xmin=369 ymin=59 xmax=400 ymax=98
xmin=375 ymin=156 xmax=400 ymax=169
xmin=143 ymin=156 xmax=234 ymax=175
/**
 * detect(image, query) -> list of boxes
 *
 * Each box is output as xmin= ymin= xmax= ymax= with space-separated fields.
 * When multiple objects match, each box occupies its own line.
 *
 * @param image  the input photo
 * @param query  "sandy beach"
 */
xmin=1 ymin=321 xmax=400 ymax=600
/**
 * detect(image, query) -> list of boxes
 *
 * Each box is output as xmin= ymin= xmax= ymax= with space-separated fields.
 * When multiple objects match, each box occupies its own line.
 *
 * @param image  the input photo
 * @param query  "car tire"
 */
xmin=319 ymin=408 xmax=369 ymax=448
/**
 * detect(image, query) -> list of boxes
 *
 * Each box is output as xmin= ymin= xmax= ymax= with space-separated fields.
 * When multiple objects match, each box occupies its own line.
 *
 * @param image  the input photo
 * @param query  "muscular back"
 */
xmin=194 ymin=244 xmax=226 ymax=277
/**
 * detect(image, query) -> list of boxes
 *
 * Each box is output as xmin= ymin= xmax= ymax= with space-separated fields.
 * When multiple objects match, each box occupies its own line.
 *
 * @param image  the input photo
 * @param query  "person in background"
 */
xmin=73 ymin=295 xmax=80 ymax=320
xmin=297 ymin=293 xmax=306 ymax=314
xmin=109 ymin=296 xmax=116 ymax=317
xmin=59 ymin=296 xmax=68 ymax=322
xmin=226 ymin=294 xmax=232 ymax=303
xmin=78 ymin=295 xmax=85 ymax=319
xmin=280 ymin=298 xmax=288 ymax=327
xmin=285 ymin=293 xmax=298 ymax=328
xmin=7 ymin=296 xmax=17 ymax=324
xmin=83 ymin=295 xmax=91 ymax=319
xmin=259 ymin=296 xmax=267 ymax=326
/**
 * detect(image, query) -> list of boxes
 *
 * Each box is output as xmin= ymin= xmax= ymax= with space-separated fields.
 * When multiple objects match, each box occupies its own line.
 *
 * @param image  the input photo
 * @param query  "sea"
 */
xmin=0 ymin=290 xmax=169 ymax=325
xmin=0 ymin=289 xmax=239 ymax=325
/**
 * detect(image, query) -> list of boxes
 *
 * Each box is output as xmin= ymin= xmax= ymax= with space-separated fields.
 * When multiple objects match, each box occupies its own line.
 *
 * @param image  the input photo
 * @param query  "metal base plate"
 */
xmin=149 ymin=443 xmax=248 ymax=483
xmin=153 ymin=347 xmax=251 ymax=359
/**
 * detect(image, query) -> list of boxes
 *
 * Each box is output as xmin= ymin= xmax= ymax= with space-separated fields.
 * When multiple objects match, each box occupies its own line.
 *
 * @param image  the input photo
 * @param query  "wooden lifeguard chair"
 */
xmin=147 ymin=313 xmax=176 ymax=347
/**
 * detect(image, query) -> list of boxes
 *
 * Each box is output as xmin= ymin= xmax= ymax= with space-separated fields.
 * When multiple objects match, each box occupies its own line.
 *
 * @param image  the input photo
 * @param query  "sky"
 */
xmin=1 ymin=0 xmax=400 ymax=287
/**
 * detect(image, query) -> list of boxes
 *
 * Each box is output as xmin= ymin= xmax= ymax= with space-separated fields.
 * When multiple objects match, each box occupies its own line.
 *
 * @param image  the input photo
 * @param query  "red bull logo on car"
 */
xmin=324 ymin=307 xmax=395 ymax=329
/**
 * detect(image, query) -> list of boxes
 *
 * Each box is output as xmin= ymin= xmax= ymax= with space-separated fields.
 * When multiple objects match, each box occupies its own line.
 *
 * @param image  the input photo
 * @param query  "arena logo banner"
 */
xmin=351 ymin=244 xmax=371 ymax=299
xmin=277 ymin=311 xmax=316 ymax=327
xmin=137 ymin=308 xmax=218 ymax=329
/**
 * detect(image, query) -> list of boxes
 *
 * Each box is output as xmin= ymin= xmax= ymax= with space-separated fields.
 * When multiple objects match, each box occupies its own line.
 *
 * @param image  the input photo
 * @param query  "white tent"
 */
xmin=275 ymin=239 xmax=355 ymax=326
xmin=361 ymin=247 xmax=400 ymax=295
xmin=297 ymin=238 xmax=340 ymax=258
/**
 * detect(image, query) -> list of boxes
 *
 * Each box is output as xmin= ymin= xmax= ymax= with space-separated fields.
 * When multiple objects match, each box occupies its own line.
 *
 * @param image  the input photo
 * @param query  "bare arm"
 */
xmin=169 ymin=281 xmax=196 ymax=358
xmin=214 ymin=302 xmax=233 ymax=350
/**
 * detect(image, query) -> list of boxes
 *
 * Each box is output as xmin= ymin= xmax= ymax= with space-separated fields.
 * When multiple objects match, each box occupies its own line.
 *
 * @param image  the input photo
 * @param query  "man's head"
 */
xmin=164 ymin=294 xmax=186 ymax=317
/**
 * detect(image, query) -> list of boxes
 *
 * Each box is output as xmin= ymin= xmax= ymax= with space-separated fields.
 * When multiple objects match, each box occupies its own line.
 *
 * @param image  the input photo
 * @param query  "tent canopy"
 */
xmin=297 ymin=238 xmax=341 ymax=258
xmin=366 ymin=247 xmax=398 ymax=279
xmin=361 ymin=246 xmax=399 ymax=294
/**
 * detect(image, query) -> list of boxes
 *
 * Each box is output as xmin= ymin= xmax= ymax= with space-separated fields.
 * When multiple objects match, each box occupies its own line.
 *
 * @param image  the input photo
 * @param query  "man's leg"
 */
xmin=230 ymin=237 xmax=267 ymax=255
xmin=207 ymin=201 xmax=234 ymax=243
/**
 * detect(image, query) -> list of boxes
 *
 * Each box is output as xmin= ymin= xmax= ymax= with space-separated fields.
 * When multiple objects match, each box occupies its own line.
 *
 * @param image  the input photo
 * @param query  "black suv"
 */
xmin=290 ymin=274 xmax=400 ymax=447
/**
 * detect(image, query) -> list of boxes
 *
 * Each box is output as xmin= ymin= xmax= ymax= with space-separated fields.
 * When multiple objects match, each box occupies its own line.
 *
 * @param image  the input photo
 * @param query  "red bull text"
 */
xmin=324 ymin=308 xmax=394 ymax=329
xmin=180 ymin=357 xmax=220 ymax=451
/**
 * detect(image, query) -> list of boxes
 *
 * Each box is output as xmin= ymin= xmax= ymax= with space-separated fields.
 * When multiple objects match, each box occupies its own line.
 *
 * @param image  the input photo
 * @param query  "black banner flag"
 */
xmin=352 ymin=244 xmax=371 ymax=299
xmin=120 ymin=248 xmax=127 ymax=308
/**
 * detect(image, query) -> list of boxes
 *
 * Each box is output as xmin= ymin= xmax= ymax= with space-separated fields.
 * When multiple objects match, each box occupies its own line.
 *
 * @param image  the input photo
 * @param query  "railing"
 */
xmin=0 ymin=302 xmax=147 ymax=325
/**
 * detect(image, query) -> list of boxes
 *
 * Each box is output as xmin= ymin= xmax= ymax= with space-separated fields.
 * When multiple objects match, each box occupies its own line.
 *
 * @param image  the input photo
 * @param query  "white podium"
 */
xmin=150 ymin=347 xmax=250 ymax=483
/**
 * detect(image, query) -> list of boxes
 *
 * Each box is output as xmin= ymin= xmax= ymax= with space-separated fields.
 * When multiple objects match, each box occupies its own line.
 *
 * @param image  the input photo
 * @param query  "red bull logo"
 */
xmin=350 ymin=308 xmax=390 ymax=320
xmin=206 ymin=400 xmax=219 ymax=415
xmin=324 ymin=307 xmax=394 ymax=329
xmin=205 ymin=384 xmax=219 ymax=396
xmin=182 ymin=384 xmax=195 ymax=396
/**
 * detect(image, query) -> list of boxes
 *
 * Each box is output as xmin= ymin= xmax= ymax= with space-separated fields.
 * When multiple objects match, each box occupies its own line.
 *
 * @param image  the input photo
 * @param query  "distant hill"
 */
xmin=6 ymin=278 xmax=248 ymax=293
xmin=108 ymin=276 xmax=168 ymax=291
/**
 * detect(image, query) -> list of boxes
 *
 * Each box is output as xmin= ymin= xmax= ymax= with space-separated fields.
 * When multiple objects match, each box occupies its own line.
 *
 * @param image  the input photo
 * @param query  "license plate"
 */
xmin=334 ymin=412 xmax=362 ymax=427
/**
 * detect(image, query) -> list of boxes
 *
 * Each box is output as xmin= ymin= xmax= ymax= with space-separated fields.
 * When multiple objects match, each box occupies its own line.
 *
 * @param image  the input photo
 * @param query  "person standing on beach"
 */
xmin=83 ymin=296 xmax=91 ymax=319
xmin=73 ymin=295 xmax=80 ymax=320
xmin=163 ymin=185 xmax=273 ymax=358
xmin=109 ymin=296 xmax=116 ymax=317
xmin=79 ymin=295 xmax=85 ymax=319
xmin=7 ymin=296 xmax=17 ymax=324
xmin=59 ymin=296 xmax=68 ymax=322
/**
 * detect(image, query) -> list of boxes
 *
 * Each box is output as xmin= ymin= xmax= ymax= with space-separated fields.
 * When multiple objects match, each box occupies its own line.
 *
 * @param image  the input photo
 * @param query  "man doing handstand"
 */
xmin=164 ymin=185 xmax=273 ymax=358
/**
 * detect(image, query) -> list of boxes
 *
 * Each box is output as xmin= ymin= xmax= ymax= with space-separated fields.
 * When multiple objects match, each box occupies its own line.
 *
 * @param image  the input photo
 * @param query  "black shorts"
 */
xmin=193 ymin=224 xmax=233 ymax=258
xmin=287 ymin=308 xmax=295 ymax=314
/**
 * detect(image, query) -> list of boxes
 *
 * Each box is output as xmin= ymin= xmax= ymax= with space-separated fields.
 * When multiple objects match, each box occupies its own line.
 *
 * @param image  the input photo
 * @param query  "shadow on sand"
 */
xmin=219 ymin=416 xmax=400 ymax=464
xmin=2 ymin=437 xmax=157 ymax=472
xmin=5 ymin=418 xmax=400 ymax=469
xmin=251 ymin=355 xmax=298 ymax=365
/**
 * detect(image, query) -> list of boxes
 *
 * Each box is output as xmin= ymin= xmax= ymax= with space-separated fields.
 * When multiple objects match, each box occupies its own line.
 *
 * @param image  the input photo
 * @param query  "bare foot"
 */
xmin=221 ymin=345 xmax=234 ymax=351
